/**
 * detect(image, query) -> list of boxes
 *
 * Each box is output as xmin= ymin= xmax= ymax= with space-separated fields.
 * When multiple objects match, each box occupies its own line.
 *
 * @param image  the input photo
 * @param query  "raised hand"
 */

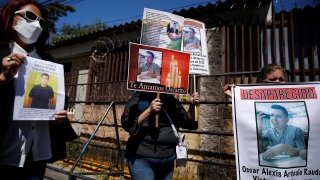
xmin=0 ymin=53 xmax=25 ymax=83
xmin=189 ymin=92 xmax=200 ymax=106
xmin=148 ymin=97 xmax=163 ymax=114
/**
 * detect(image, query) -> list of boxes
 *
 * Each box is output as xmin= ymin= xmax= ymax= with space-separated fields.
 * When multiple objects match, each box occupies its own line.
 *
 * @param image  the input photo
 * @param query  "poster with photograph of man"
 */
xmin=137 ymin=49 xmax=163 ymax=84
xmin=232 ymin=83 xmax=320 ymax=180
xmin=13 ymin=56 xmax=65 ymax=121
xmin=255 ymin=101 xmax=308 ymax=168
xmin=183 ymin=27 xmax=202 ymax=53
xmin=167 ymin=21 xmax=180 ymax=39
xmin=24 ymin=71 xmax=58 ymax=109
xmin=140 ymin=8 xmax=184 ymax=51
xmin=127 ymin=43 xmax=190 ymax=95
xmin=183 ymin=18 xmax=209 ymax=75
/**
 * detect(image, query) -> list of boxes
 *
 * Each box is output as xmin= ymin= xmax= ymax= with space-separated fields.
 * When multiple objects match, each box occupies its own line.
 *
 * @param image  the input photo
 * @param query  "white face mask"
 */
xmin=14 ymin=18 xmax=43 ymax=44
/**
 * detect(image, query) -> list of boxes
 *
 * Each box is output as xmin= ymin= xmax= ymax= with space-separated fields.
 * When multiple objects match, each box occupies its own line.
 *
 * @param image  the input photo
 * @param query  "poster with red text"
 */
xmin=232 ymin=82 xmax=320 ymax=180
xmin=127 ymin=42 xmax=190 ymax=95
xmin=183 ymin=18 xmax=209 ymax=75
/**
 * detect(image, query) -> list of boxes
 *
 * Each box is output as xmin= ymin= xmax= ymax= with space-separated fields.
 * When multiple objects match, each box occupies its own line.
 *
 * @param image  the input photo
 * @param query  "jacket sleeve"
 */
xmin=0 ymin=46 xmax=11 ymax=75
xmin=121 ymin=96 xmax=144 ymax=136
xmin=169 ymin=97 xmax=198 ymax=130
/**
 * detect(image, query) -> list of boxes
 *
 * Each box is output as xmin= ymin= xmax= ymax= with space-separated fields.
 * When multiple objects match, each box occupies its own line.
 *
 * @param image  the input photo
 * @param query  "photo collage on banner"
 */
xmin=127 ymin=8 xmax=210 ymax=95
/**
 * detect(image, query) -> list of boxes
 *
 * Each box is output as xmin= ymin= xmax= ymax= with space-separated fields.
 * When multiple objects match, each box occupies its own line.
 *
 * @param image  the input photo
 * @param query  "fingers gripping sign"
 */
xmin=1 ymin=53 xmax=25 ymax=83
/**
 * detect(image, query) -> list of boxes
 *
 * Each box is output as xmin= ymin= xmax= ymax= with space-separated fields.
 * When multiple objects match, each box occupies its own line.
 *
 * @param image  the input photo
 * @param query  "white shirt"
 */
xmin=0 ymin=42 xmax=52 ymax=167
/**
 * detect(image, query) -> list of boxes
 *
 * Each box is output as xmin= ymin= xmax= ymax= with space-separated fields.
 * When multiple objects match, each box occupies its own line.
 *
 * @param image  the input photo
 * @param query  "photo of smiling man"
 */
xmin=256 ymin=102 xmax=308 ymax=168
xmin=137 ymin=49 xmax=162 ymax=84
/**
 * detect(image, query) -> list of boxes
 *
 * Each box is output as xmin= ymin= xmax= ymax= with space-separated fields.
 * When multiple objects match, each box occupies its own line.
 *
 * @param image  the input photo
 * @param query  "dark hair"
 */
xmin=0 ymin=0 xmax=49 ymax=49
xmin=146 ymin=51 xmax=154 ymax=59
xmin=271 ymin=104 xmax=288 ymax=118
xmin=41 ymin=72 xmax=49 ymax=79
xmin=257 ymin=64 xmax=286 ymax=83
xmin=189 ymin=27 xmax=195 ymax=33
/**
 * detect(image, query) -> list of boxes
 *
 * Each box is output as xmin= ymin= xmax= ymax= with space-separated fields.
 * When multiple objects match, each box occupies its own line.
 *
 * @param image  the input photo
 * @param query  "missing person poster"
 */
xmin=127 ymin=42 xmax=190 ymax=95
xmin=140 ymin=8 xmax=209 ymax=75
xmin=13 ymin=56 xmax=65 ymax=120
xmin=183 ymin=18 xmax=209 ymax=75
xmin=232 ymin=82 xmax=320 ymax=180
xmin=141 ymin=8 xmax=184 ymax=51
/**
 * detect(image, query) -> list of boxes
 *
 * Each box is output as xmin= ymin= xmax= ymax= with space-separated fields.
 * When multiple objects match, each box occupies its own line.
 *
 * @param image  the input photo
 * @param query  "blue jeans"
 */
xmin=127 ymin=154 xmax=176 ymax=180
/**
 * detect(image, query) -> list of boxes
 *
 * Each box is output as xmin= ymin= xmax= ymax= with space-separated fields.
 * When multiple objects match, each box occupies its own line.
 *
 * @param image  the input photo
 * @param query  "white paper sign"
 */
xmin=13 ymin=56 xmax=65 ymax=120
xmin=183 ymin=18 xmax=209 ymax=75
xmin=140 ymin=8 xmax=210 ymax=75
xmin=232 ymin=82 xmax=320 ymax=180
xmin=141 ymin=8 xmax=184 ymax=51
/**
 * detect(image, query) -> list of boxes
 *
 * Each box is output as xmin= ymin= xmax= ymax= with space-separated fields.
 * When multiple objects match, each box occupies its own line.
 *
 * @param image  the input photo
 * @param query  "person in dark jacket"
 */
xmin=0 ymin=0 xmax=76 ymax=179
xmin=121 ymin=91 xmax=199 ymax=180
xmin=169 ymin=22 xmax=179 ymax=35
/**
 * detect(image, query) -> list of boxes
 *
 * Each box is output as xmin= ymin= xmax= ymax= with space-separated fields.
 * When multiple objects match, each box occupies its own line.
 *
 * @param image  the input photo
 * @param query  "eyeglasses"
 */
xmin=14 ymin=9 xmax=47 ymax=28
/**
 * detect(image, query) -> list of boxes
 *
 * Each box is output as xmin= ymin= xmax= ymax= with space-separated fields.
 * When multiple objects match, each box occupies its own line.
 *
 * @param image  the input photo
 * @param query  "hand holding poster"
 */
xmin=232 ymin=82 xmax=320 ymax=180
xmin=127 ymin=42 xmax=190 ymax=95
xmin=13 ymin=56 xmax=65 ymax=120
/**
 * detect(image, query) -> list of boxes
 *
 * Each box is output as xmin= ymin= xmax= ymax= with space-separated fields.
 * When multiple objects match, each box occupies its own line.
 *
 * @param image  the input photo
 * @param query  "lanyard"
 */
xmin=163 ymin=108 xmax=179 ymax=139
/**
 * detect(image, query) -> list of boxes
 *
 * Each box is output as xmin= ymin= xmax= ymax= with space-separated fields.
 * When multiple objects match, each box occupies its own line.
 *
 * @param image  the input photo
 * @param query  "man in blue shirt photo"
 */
xmin=258 ymin=104 xmax=306 ymax=161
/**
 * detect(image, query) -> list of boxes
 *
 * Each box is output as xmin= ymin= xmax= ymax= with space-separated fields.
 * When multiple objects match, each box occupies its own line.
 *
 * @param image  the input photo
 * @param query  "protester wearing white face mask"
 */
xmin=0 ymin=0 xmax=76 ymax=179
xmin=13 ymin=9 xmax=43 ymax=45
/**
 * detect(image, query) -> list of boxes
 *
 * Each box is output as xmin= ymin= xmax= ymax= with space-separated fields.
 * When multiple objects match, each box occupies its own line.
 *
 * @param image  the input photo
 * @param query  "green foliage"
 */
xmin=66 ymin=141 xmax=81 ymax=159
xmin=60 ymin=20 xmax=107 ymax=35
xmin=42 ymin=2 xmax=108 ymax=43
xmin=51 ymin=20 xmax=108 ymax=43
xmin=44 ymin=2 xmax=75 ymax=34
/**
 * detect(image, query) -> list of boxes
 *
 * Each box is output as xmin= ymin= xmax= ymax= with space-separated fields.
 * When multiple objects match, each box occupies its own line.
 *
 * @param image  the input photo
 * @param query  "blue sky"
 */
xmin=56 ymin=0 xmax=216 ymax=30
